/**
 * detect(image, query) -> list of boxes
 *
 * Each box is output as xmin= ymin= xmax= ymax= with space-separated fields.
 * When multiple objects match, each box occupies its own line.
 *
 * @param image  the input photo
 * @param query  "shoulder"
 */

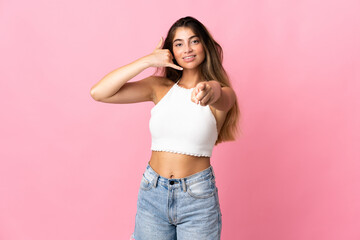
xmin=154 ymin=76 xmax=175 ymax=87
xmin=150 ymin=76 xmax=176 ymax=104
xmin=148 ymin=76 xmax=174 ymax=88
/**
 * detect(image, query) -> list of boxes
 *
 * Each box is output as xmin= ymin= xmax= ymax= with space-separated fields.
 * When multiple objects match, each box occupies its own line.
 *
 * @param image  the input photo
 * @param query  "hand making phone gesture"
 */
xmin=145 ymin=37 xmax=183 ymax=71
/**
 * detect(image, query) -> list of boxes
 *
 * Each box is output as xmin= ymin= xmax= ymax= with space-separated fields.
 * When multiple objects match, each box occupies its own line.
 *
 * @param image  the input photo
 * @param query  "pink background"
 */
xmin=1 ymin=0 xmax=359 ymax=239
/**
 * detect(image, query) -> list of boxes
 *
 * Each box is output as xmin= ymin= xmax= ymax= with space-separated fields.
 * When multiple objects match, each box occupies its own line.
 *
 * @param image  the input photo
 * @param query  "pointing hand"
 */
xmin=191 ymin=81 xmax=222 ymax=106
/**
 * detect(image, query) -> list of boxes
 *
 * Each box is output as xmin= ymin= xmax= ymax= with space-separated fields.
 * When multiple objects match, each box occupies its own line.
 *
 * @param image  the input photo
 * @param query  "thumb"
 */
xmin=155 ymin=37 xmax=164 ymax=49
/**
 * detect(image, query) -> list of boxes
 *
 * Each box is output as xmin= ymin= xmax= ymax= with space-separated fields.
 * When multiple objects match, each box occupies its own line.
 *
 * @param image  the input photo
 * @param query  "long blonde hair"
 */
xmin=154 ymin=16 xmax=241 ymax=145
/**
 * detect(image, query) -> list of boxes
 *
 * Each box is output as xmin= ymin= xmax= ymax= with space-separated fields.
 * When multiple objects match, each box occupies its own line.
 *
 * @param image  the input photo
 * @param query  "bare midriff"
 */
xmin=149 ymin=151 xmax=211 ymax=179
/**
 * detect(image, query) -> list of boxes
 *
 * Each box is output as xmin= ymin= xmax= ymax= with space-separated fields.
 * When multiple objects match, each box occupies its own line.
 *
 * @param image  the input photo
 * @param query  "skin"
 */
xmin=90 ymin=27 xmax=236 ymax=179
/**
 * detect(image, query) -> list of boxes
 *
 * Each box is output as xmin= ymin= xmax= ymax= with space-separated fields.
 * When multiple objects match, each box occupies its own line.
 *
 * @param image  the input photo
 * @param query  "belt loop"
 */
xmin=153 ymin=174 xmax=159 ymax=188
xmin=182 ymin=178 xmax=187 ymax=192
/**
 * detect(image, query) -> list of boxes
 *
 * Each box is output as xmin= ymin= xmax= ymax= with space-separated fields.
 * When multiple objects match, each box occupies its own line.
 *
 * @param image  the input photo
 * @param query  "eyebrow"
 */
xmin=173 ymin=35 xmax=198 ymax=43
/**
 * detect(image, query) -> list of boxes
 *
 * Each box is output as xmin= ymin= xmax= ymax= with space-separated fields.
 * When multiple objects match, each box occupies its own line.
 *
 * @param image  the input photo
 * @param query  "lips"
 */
xmin=183 ymin=55 xmax=196 ymax=59
xmin=183 ymin=55 xmax=196 ymax=62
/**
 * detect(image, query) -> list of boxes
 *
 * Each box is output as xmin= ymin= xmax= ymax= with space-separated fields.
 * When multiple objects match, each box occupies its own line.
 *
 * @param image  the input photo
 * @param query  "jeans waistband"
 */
xmin=143 ymin=161 xmax=215 ymax=192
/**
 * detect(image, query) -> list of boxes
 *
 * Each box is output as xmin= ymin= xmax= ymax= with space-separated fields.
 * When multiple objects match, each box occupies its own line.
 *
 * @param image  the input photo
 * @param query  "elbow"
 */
xmin=90 ymin=88 xmax=102 ymax=101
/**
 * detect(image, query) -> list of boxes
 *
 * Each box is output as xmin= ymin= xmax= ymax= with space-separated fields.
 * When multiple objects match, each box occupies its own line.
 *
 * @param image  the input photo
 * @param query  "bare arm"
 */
xmin=90 ymin=37 xmax=183 ymax=103
xmin=210 ymin=86 xmax=236 ymax=112
xmin=90 ymin=57 xmax=151 ymax=101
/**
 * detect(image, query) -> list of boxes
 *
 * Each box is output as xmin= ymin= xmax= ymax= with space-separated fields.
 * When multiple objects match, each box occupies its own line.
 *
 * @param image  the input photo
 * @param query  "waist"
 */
xmin=144 ymin=159 xmax=214 ymax=185
xmin=149 ymin=151 xmax=210 ymax=179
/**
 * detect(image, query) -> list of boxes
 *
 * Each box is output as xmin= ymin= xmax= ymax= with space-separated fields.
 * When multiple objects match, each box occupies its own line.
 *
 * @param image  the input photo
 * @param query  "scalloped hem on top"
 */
xmin=151 ymin=149 xmax=211 ymax=157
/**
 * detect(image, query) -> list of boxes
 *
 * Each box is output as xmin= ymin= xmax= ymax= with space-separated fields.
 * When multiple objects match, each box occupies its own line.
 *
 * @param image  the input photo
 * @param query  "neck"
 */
xmin=179 ymin=68 xmax=202 ymax=88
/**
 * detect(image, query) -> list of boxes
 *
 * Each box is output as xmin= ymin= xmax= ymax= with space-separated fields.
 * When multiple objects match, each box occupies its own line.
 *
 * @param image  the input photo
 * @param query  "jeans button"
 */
xmin=169 ymin=180 xmax=174 ymax=185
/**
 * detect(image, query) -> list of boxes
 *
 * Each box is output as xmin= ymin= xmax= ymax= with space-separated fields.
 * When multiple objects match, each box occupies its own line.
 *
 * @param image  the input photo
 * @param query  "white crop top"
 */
xmin=149 ymin=79 xmax=218 ymax=157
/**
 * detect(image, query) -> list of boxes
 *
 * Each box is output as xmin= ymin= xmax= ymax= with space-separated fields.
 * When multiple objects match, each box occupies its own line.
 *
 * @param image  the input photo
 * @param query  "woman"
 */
xmin=90 ymin=16 xmax=240 ymax=240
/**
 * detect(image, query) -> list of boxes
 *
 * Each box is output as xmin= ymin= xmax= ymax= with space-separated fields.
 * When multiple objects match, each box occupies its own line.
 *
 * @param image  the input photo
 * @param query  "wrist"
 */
xmin=139 ymin=55 xmax=153 ymax=69
xmin=209 ymin=80 xmax=222 ymax=102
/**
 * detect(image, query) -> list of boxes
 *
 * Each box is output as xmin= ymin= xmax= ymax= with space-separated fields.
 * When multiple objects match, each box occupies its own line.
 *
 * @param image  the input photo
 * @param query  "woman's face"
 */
xmin=172 ymin=27 xmax=205 ymax=70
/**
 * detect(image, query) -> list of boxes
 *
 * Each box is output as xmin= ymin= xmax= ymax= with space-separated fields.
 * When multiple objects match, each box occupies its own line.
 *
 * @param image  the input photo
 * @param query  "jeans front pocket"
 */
xmin=139 ymin=173 xmax=153 ymax=191
xmin=187 ymin=175 xmax=216 ymax=199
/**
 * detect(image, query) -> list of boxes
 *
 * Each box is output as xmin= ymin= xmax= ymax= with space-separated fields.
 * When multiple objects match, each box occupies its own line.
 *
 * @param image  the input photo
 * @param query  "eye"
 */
xmin=175 ymin=43 xmax=182 ymax=47
xmin=192 ymin=39 xmax=199 ymax=44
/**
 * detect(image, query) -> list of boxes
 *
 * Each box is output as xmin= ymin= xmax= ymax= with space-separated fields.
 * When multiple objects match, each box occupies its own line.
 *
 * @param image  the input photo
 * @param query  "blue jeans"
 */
xmin=131 ymin=162 xmax=222 ymax=240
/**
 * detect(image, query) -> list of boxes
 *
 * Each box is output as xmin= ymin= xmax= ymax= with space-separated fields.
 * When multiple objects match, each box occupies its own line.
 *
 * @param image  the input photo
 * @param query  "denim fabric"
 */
xmin=132 ymin=162 xmax=222 ymax=240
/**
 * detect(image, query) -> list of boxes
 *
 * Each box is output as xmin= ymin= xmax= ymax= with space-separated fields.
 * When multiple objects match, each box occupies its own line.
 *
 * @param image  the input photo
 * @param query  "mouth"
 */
xmin=183 ymin=55 xmax=196 ymax=62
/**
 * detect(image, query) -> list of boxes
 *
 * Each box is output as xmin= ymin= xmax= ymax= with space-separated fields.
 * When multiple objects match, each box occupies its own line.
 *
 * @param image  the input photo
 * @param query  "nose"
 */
xmin=184 ymin=43 xmax=193 ymax=53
